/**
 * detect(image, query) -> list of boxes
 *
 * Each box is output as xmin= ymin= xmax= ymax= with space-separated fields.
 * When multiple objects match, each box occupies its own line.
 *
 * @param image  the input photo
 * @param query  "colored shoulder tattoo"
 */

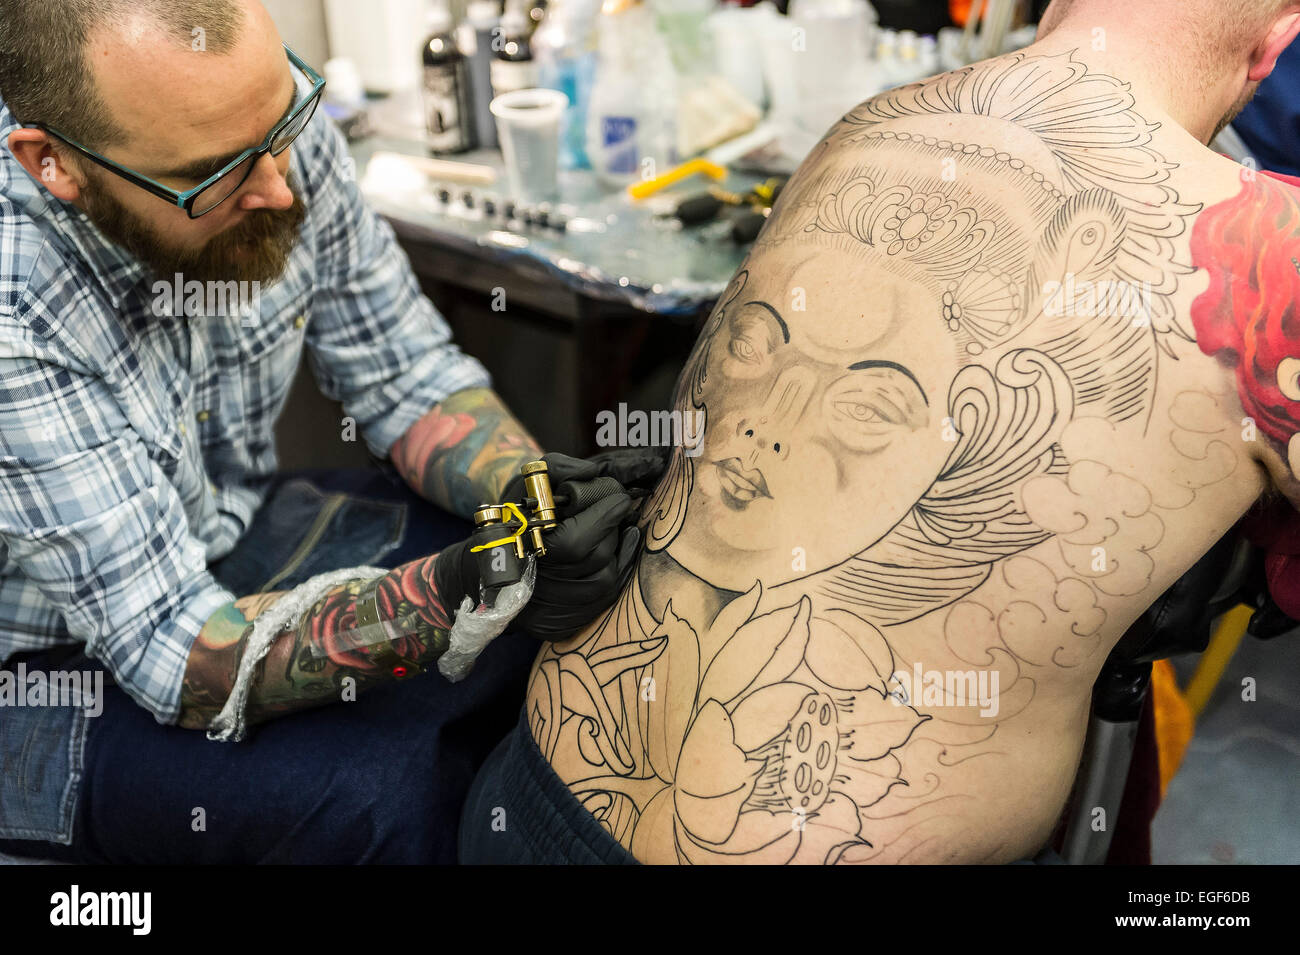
xmin=1190 ymin=171 xmax=1300 ymax=483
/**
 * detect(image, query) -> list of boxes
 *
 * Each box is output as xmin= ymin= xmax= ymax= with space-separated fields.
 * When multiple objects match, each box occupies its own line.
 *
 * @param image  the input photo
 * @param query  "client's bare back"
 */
xmin=523 ymin=48 xmax=1300 ymax=863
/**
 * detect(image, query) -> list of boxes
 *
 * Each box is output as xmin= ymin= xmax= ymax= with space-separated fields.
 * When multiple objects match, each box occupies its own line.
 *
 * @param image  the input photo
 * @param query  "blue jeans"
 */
xmin=460 ymin=707 xmax=1068 ymax=865
xmin=459 ymin=706 xmax=639 ymax=864
xmin=0 ymin=468 xmax=537 ymax=863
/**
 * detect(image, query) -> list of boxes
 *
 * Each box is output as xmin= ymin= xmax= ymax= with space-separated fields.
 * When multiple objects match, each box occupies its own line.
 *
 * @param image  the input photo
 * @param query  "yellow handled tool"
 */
xmin=627 ymin=158 xmax=728 ymax=201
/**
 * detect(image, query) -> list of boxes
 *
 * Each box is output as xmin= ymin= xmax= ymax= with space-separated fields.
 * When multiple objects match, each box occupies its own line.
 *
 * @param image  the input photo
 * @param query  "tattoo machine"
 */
xmin=672 ymin=176 xmax=788 ymax=244
xmin=439 ymin=459 xmax=626 ymax=680
xmin=468 ymin=459 xmax=631 ymax=592
xmin=468 ymin=461 xmax=558 ymax=593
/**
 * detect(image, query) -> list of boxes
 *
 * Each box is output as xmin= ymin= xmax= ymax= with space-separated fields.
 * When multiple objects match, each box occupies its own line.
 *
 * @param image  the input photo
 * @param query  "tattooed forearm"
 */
xmin=177 ymin=552 xmax=452 ymax=730
xmin=391 ymin=387 xmax=543 ymax=518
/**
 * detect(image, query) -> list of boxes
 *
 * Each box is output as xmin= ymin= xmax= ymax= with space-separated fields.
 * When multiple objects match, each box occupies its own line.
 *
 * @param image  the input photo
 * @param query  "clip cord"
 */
xmin=469 ymin=501 xmax=530 ymax=553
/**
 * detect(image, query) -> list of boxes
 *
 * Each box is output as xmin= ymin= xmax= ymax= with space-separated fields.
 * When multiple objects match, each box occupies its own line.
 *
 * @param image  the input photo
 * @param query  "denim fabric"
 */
xmin=460 ymin=708 xmax=1068 ymax=866
xmin=459 ymin=706 xmax=639 ymax=865
xmin=208 ymin=476 xmax=406 ymax=595
xmin=0 ymin=468 xmax=537 ymax=863
xmin=0 ymin=648 xmax=91 ymax=844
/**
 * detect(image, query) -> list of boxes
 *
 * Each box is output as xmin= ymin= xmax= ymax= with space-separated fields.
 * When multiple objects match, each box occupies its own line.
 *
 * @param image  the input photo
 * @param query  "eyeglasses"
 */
xmin=25 ymin=44 xmax=325 ymax=219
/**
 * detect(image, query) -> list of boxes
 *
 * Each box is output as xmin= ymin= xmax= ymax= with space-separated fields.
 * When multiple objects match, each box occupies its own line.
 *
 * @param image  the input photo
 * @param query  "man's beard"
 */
xmin=1212 ymin=80 xmax=1261 ymax=143
xmin=79 ymin=170 xmax=308 ymax=286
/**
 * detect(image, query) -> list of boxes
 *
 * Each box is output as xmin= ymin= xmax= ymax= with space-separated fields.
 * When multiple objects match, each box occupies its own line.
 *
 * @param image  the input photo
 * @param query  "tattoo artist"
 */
xmin=0 ymin=0 xmax=662 ymax=863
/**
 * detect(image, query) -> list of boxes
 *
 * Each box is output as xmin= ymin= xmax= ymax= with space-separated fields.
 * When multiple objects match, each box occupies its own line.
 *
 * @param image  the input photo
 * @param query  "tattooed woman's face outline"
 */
xmin=667 ymin=251 xmax=960 ymax=589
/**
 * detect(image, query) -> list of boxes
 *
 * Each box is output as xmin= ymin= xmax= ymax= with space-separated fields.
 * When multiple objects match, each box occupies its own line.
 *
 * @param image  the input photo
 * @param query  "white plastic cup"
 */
xmin=490 ymin=88 xmax=569 ymax=201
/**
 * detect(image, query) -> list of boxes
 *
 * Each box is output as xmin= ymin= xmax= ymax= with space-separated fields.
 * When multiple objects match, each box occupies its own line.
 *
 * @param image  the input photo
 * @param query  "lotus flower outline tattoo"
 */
xmin=528 ymin=579 xmax=930 ymax=864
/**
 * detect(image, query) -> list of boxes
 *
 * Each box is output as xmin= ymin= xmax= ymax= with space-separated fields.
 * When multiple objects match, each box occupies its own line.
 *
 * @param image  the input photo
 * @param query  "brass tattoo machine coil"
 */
xmin=469 ymin=459 xmax=626 ymax=596
xmin=470 ymin=460 xmax=558 ymax=594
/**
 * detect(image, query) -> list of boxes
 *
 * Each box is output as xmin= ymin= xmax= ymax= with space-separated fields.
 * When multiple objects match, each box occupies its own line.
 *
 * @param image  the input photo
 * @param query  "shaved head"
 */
xmin=1041 ymin=0 xmax=1298 ymax=59
xmin=1 ymin=0 xmax=307 ymax=287
xmin=0 ymin=0 xmax=246 ymax=149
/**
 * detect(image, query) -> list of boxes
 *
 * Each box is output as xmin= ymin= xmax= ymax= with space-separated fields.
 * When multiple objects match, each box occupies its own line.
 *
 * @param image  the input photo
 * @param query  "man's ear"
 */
xmin=1248 ymin=10 xmax=1300 ymax=82
xmin=6 ymin=128 xmax=84 ymax=202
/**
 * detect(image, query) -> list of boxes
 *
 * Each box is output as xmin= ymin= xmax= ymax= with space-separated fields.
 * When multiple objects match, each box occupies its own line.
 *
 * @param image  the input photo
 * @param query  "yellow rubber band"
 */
xmin=470 ymin=501 xmax=530 ymax=553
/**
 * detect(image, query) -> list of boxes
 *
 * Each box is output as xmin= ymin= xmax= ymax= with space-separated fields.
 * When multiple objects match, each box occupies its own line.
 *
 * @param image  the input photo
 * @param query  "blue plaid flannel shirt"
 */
xmin=0 ymin=101 xmax=491 ymax=724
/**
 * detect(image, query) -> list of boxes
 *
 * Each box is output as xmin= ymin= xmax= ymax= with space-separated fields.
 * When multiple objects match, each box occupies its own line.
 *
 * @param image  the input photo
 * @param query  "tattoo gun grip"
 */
xmin=555 ymin=475 xmax=625 ymax=512
xmin=520 ymin=461 xmax=557 ymax=555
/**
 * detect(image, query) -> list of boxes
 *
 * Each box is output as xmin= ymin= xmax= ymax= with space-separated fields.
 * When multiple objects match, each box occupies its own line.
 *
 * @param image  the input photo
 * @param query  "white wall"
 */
xmin=262 ymin=0 xmax=331 ymax=68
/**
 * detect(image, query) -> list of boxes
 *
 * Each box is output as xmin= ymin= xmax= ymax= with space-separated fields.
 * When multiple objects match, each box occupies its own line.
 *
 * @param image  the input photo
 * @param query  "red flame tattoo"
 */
xmin=1189 ymin=171 xmax=1300 ymax=467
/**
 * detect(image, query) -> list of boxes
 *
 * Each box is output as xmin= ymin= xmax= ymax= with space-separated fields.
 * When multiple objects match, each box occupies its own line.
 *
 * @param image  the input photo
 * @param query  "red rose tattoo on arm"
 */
xmin=1190 ymin=171 xmax=1300 ymax=486
xmin=391 ymin=387 xmax=543 ymax=518
xmin=301 ymin=556 xmax=450 ymax=670
xmin=178 ymin=553 xmax=452 ymax=730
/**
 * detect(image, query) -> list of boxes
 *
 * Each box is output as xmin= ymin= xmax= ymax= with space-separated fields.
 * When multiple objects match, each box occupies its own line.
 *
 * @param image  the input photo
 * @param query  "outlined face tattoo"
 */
xmin=666 ymin=250 xmax=960 ymax=589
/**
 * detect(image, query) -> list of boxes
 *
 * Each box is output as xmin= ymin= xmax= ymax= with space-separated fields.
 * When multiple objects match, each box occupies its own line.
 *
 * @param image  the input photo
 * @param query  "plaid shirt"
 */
xmin=0 ymin=101 xmax=490 ymax=724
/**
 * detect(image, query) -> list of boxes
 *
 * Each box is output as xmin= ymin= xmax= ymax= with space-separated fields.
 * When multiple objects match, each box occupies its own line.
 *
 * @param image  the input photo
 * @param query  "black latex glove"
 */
xmin=516 ymin=491 xmax=641 ymax=640
xmin=582 ymin=446 xmax=671 ymax=495
xmin=430 ymin=534 xmax=479 ymax=625
xmin=499 ymin=448 xmax=668 ymax=510
xmin=435 ymin=451 xmax=662 ymax=641
xmin=431 ymin=492 xmax=639 ymax=641
xmin=501 ymin=452 xmax=653 ymax=640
